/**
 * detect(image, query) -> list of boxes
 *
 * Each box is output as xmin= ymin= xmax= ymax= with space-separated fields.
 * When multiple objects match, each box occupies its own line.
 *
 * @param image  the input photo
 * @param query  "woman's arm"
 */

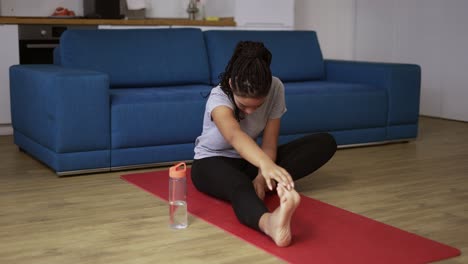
xmin=253 ymin=118 xmax=283 ymax=199
xmin=261 ymin=118 xmax=281 ymax=162
xmin=211 ymin=106 xmax=293 ymax=190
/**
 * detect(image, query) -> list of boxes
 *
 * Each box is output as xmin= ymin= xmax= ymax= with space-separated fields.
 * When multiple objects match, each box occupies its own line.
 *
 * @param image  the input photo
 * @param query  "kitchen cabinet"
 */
xmin=0 ymin=24 xmax=19 ymax=135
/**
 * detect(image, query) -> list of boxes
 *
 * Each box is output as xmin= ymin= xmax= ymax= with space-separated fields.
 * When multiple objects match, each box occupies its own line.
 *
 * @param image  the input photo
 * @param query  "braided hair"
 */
xmin=219 ymin=41 xmax=273 ymax=121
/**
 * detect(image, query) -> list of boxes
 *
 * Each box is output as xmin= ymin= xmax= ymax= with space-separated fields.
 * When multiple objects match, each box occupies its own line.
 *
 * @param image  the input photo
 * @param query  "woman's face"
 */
xmin=232 ymin=94 xmax=266 ymax=115
xmin=229 ymin=78 xmax=266 ymax=115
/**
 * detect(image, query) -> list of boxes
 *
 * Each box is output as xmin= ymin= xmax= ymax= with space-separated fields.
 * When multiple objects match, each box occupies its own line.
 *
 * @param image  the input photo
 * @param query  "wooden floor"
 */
xmin=0 ymin=116 xmax=467 ymax=264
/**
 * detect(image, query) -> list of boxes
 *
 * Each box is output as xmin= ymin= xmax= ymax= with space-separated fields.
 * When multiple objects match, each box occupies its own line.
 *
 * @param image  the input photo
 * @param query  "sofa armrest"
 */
xmin=324 ymin=59 xmax=421 ymax=126
xmin=10 ymin=64 xmax=110 ymax=153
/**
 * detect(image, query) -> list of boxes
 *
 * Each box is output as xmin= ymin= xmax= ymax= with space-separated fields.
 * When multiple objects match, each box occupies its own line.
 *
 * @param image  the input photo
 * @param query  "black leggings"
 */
xmin=191 ymin=133 xmax=337 ymax=231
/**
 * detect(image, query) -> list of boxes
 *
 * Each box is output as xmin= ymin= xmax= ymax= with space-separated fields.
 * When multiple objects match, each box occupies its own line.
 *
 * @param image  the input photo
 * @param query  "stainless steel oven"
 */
xmin=18 ymin=24 xmax=97 ymax=64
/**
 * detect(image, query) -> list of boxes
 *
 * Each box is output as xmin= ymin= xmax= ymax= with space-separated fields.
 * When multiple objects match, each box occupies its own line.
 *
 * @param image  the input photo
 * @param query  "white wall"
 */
xmin=295 ymin=0 xmax=468 ymax=122
xmin=145 ymin=0 xmax=187 ymax=18
xmin=295 ymin=0 xmax=355 ymax=60
xmin=354 ymin=0 xmax=468 ymax=121
xmin=0 ymin=25 xmax=18 ymax=135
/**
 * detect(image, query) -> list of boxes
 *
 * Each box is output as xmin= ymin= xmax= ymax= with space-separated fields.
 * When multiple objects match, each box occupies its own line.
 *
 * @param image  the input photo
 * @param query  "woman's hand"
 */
xmin=252 ymin=173 xmax=276 ymax=200
xmin=259 ymin=159 xmax=294 ymax=191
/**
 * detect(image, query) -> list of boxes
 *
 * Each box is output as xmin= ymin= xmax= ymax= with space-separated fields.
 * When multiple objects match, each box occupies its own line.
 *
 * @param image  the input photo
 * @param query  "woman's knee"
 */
xmin=317 ymin=132 xmax=337 ymax=157
xmin=302 ymin=132 xmax=337 ymax=156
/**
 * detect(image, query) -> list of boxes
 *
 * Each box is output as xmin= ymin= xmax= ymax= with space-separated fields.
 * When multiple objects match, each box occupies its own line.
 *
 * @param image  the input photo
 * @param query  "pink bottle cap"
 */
xmin=169 ymin=162 xmax=186 ymax=178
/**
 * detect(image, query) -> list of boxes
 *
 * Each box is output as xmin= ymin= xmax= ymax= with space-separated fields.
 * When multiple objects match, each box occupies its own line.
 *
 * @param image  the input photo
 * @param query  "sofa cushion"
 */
xmin=110 ymin=85 xmax=212 ymax=149
xmin=60 ymin=28 xmax=210 ymax=87
xmin=281 ymin=81 xmax=388 ymax=133
xmin=204 ymin=30 xmax=325 ymax=85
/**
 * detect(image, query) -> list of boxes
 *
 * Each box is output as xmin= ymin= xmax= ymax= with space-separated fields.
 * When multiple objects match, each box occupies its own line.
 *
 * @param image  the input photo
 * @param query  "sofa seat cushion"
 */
xmin=281 ymin=81 xmax=388 ymax=134
xmin=111 ymin=85 xmax=211 ymax=149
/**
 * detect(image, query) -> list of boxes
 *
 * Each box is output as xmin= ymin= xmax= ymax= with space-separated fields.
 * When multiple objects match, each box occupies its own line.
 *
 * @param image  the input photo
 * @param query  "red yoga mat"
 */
xmin=121 ymin=169 xmax=460 ymax=264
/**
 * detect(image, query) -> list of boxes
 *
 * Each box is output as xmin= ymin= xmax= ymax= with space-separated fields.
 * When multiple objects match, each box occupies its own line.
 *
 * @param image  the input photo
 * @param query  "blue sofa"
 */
xmin=9 ymin=28 xmax=421 ymax=175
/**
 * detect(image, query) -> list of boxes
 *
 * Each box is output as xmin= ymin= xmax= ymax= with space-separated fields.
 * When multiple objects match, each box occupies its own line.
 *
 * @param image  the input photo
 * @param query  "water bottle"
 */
xmin=169 ymin=162 xmax=188 ymax=229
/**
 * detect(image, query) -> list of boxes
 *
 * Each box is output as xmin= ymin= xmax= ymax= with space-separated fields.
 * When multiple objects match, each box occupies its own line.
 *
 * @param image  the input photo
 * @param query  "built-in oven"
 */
xmin=18 ymin=24 xmax=97 ymax=64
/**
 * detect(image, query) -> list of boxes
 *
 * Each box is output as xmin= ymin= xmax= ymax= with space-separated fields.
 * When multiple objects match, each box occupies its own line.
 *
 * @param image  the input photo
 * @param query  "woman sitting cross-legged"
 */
xmin=191 ymin=41 xmax=337 ymax=247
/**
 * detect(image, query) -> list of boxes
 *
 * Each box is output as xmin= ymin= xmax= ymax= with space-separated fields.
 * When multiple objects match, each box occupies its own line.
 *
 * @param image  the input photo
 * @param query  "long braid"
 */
xmin=218 ymin=41 xmax=272 ymax=121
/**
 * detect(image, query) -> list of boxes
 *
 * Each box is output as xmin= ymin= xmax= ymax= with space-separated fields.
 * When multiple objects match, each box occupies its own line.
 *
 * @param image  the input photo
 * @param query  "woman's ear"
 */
xmin=229 ymin=78 xmax=232 ymax=89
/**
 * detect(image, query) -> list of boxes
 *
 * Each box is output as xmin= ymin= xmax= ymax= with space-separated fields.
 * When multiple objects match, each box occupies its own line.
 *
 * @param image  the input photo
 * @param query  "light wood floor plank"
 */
xmin=0 ymin=116 xmax=466 ymax=263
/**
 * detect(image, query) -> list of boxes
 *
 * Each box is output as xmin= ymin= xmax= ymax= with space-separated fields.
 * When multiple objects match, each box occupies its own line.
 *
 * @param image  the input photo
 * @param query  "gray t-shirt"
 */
xmin=194 ymin=76 xmax=287 ymax=159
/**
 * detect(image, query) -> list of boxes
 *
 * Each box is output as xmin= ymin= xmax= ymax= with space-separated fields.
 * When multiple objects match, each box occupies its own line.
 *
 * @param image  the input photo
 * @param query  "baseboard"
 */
xmin=419 ymin=115 xmax=468 ymax=123
xmin=0 ymin=124 xmax=13 ymax=136
xmin=337 ymin=138 xmax=415 ymax=149
xmin=56 ymin=167 xmax=110 ymax=177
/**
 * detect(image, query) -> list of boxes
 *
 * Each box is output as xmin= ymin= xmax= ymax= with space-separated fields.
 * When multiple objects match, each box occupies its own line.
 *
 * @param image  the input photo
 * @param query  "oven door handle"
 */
xmin=26 ymin=43 xmax=59 ymax=49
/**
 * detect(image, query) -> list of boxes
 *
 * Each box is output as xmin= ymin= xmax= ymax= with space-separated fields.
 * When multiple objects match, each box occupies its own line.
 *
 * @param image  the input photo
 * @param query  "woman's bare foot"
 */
xmin=259 ymin=185 xmax=301 ymax=247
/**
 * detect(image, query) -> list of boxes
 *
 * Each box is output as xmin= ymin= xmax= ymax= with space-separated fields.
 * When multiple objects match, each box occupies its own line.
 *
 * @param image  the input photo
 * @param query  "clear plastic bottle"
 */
xmin=169 ymin=162 xmax=188 ymax=229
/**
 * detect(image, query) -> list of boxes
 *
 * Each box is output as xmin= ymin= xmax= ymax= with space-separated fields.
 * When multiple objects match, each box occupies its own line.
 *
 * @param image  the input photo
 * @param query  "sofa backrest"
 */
xmin=204 ymin=30 xmax=325 ymax=85
xmin=59 ymin=28 xmax=210 ymax=87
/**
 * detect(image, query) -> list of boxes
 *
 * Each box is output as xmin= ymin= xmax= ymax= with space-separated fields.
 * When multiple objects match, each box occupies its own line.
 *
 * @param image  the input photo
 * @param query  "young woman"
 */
xmin=192 ymin=41 xmax=337 ymax=247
